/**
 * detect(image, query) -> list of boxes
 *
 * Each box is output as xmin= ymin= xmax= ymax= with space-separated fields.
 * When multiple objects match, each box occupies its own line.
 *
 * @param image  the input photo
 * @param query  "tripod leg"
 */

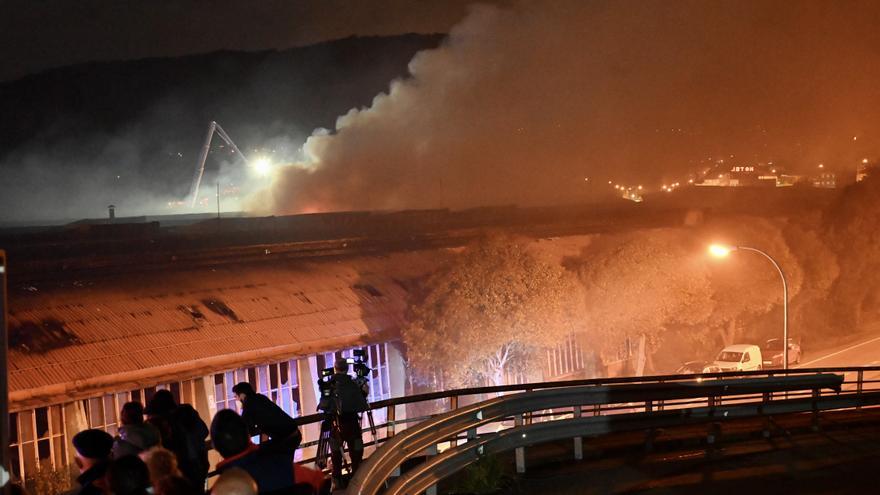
xmin=316 ymin=429 xmax=331 ymax=469
xmin=366 ymin=411 xmax=377 ymax=444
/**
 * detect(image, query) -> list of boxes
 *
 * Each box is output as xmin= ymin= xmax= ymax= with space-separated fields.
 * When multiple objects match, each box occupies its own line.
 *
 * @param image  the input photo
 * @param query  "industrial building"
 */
xmin=5 ymin=236 xmax=590 ymax=481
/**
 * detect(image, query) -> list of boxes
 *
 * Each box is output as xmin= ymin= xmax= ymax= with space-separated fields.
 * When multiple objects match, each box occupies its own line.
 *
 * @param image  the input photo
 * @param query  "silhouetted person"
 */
xmin=145 ymin=390 xmax=210 ymax=490
xmin=113 ymin=401 xmax=161 ymax=458
xmin=107 ymin=455 xmax=152 ymax=495
xmin=211 ymin=409 xmax=316 ymax=495
xmin=232 ymin=382 xmax=302 ymax=453
xmin=318 ymin=358 xmax=369 ymax=489
xmin=66 ymin=429 xmax=113 ymax=495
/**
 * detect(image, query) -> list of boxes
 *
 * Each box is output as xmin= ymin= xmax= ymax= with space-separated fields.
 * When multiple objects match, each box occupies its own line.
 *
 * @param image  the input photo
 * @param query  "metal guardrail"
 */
xmin=289 ymin=366 xmax=880 ymax=456
xmin=345 ymin=373 xmax=846 ymax=495
xmin=241 ymin=366 xmax=880 ymax=490
xmin=382 ymin=390 xmax=880 ymax=495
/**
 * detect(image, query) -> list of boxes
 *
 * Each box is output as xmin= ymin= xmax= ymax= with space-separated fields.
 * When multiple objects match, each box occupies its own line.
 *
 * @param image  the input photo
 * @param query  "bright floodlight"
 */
xmin=251 ymin=157 xmax=272 ymax=177
xmin=708 ymin=244 xmax=734 ymax=258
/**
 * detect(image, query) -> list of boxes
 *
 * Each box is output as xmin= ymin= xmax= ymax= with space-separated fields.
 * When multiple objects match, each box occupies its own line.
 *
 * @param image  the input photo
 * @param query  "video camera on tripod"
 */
xmin=349 ymin=349 xmax=371 ymax=381
xmin=317 ymin=349 xmax=371 ymax=401
xmin=315 ymin=349 xmax=376 ymax=471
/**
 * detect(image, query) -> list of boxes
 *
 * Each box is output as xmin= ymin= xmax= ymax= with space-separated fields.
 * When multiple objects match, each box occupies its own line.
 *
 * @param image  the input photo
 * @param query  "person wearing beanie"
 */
xmin=68 ymin=429 xmax=113 ymax=495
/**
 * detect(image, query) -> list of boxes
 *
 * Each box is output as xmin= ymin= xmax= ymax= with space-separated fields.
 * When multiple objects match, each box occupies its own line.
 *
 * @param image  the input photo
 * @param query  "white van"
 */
xmin=713 ymin=344 xmax=763 ymax=372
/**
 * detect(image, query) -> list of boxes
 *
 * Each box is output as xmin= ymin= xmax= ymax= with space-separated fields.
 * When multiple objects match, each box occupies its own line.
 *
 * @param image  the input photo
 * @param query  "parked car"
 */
xmin=713 ymin=344 xmax=763 ymax=372
xmin=761 ymin=338 xmax=802 ymax=368
xmin=676 ymin=360 xmax=723 ymax=374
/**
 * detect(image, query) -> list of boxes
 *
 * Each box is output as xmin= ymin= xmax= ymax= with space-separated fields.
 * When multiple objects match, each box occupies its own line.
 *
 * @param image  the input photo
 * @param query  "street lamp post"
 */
xmin=709 ymin=244 xmax=790 ymax=370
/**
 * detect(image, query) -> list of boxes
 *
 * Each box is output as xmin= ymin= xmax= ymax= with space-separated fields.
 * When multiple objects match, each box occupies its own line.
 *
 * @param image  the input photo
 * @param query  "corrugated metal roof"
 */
xmin=7 ymin=250 xmax=443 ymax=405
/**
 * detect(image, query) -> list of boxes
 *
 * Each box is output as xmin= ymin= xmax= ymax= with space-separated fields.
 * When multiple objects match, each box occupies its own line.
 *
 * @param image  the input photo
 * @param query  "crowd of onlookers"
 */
xmin=5 ymin=386 xmax=332 ymax=495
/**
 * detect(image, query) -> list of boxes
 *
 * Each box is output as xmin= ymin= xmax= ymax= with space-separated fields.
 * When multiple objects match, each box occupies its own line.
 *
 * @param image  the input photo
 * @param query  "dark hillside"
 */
xmin=0 ymin=34 xmax=443 ymax=155
xmin=0 ymin=34 xmax=444 ymax=221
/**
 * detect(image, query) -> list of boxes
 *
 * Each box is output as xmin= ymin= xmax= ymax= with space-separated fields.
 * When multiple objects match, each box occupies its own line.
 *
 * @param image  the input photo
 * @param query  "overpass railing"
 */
xmin=274 ymin=367 xmax=879 ymax=491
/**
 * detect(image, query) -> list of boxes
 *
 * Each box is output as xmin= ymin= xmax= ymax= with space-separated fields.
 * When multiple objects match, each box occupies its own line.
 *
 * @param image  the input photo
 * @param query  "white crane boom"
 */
xmin=188 ymin=121 xmax=250 ymax=207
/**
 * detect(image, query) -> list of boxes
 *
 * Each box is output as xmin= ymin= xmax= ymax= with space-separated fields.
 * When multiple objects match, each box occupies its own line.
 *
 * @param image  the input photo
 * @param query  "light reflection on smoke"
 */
xmin=268 ymin=0 xmax=880 ymax=215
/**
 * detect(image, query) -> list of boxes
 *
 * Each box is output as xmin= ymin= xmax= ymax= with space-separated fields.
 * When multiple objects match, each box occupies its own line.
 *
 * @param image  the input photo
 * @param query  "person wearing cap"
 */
xmin=232 ymin=382 xmax=302 ymax=454
xmin=67 ymin=428 xmax=113 ymax=495
xmin=112 ymin=401 xmax=161 ymax=459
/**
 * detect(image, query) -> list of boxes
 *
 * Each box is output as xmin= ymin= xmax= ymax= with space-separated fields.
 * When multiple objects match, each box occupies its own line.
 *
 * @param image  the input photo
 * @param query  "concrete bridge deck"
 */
xmin=435 ymin=408 xmax=880 ymax=494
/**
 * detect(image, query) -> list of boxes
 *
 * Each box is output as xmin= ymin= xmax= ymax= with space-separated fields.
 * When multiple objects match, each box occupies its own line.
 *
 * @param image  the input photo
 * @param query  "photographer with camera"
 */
xmin=317 ymin=355 xmax=370 ymax=489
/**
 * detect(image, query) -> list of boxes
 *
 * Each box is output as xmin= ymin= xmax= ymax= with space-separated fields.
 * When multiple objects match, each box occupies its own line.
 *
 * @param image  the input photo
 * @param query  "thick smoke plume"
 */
xmin=270 ymin=0 xmax=880 ymax=214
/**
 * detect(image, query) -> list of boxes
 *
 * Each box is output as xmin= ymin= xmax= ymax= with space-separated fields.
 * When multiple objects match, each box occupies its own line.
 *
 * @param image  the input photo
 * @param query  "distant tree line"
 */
xmin=401 ymin=167 xmax=880 ymax=385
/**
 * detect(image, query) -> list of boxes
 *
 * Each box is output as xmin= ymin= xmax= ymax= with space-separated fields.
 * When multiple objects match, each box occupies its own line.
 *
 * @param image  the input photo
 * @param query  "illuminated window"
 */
xmin=8 ymin=406 xmax=66 ymax=479
xmin=213 ymin=359 xmax=300 ymax=418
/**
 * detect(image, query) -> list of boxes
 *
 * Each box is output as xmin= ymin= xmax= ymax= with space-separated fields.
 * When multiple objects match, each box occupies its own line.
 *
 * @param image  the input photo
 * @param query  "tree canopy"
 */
xmin=699 ymin=216 xmax=803 ymax=346
xmin=402 ymin=235 xmax=585 ymax=387
xmin=575 ymin=218 xmax=804 ymax=369
xmin=824 ymin=168 xmax=880 ymax=330
xmin=577 ymin=229 xmax=714 ymax=350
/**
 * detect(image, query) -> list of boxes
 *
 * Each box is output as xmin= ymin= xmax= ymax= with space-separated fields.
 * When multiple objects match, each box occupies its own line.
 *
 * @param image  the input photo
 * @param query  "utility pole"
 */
xmin=216 ymin=182 xmax=221 ymax=219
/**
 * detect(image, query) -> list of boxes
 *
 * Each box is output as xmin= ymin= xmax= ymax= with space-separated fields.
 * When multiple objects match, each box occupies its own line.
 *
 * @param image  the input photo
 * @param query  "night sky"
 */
xmin=0 ymin=0 xmax=508 ymax=82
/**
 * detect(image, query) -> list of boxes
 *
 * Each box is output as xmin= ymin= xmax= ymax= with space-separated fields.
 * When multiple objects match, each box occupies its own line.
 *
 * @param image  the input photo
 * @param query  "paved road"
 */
xmin=792 ymin=330 xmax=880 ymax=393
xmin=797 ymin=332 xmax=880 ymax=368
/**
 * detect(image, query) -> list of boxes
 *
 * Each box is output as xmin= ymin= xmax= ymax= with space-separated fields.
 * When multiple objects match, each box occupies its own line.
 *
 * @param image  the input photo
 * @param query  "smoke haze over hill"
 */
xmin=268 ymin=0 xmax=880 ymax=214
xmin=0 ymin=35 xmax=441 ymax=222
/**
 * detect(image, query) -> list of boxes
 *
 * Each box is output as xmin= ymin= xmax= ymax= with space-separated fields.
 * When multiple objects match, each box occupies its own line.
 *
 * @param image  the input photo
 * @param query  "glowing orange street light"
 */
xmin=709 ymin=244 xmax=790 ymax=369
xmin=708 ymin=244 xmax=732 ymax=258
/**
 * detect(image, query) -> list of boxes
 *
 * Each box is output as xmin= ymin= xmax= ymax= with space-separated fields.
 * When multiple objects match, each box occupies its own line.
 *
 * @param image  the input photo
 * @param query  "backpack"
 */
xmin=332 ymin=375 xmax=369 ymax=414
